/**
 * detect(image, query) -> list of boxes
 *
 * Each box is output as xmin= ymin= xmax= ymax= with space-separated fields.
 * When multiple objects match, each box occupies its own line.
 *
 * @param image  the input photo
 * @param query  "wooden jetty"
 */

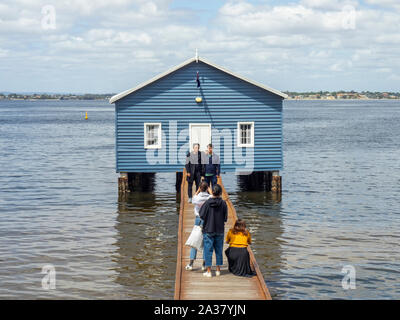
xmin=174 ymin=170 xmax=272 ymax=300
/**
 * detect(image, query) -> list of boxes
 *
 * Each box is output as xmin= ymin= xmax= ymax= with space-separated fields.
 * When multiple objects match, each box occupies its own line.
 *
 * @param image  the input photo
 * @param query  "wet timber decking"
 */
xmin=174 ymin=170 xmax=271 ymax=300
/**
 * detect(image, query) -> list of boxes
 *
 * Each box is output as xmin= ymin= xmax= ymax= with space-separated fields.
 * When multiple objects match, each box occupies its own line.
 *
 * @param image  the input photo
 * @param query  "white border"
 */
xmin=189 ymin=123 xmax=211 ymax=152
xmin=237 ymin=121 xmax=255 ymax=147
xmin=144 ymin=122 xmax=162 ymax=149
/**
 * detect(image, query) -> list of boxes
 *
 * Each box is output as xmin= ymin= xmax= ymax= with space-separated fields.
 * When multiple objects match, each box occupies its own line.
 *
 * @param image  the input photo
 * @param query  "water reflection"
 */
xmin=115 ymin=172 xmax=287 ymax=299
xmin=114 ymin=174 xmax=179 ymax=299
xmin=232 ymin=190 xmax=285 ymax=299
xmin=222 ymin=173 xmax=285 ymax=299
xmin=2 ymin=100 xmax=399 ymax=299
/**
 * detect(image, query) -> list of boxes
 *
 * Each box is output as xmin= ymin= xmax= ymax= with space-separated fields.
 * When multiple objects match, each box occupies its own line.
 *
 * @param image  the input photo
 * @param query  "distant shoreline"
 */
xmin=1 ymin=98 xmax=109 ymax=101
xmin=1 ymin=98 xmax=399 ymax=102
xmin=0 ymin=93 xmax=112 ymax=101
xmin=1 ymin=92 xmax=399 ymax=101
xmin=286 ymin=98 xmax=400 ymax=101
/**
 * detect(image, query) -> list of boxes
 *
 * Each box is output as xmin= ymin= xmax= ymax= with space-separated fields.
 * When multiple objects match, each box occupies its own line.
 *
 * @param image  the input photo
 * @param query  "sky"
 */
xmin=0 ymin=0 xmax=399 ymax=93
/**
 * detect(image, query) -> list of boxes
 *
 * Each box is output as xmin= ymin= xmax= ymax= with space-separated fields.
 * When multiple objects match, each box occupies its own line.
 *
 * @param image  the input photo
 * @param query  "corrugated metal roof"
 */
xmin=109 ymin=56 xmax=288 ymax=103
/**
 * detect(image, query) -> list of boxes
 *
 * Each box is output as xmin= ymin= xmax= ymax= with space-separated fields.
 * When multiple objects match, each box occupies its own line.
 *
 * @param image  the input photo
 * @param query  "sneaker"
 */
xmin=185 ymin=264 xmax=193 ymax=271
xmin=216 ymin=270 xmax=221 ymax=277
xmin=201 ymin=265 xmax=206 ymax=271
xmin=203 ymin=271 xmax=212 ymax=278
xmin=188 ymin=198 xmax=192 ymax=203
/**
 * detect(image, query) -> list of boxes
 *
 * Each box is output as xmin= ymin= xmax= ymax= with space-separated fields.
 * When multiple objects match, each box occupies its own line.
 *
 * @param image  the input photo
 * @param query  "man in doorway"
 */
xmin=185 ymin=143 xmax=203 ymax=203
xmin=202 ymin=143 xmax=220 ymax=188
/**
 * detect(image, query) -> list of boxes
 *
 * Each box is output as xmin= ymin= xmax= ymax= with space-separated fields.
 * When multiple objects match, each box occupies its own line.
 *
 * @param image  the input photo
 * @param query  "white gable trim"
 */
xmin=109 ymin=57 xmax=288 ymax=104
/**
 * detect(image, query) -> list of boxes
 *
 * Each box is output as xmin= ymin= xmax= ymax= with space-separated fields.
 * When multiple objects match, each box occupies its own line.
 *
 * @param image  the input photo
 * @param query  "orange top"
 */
xmin=226 ymin=229 xmax=251 ymax=248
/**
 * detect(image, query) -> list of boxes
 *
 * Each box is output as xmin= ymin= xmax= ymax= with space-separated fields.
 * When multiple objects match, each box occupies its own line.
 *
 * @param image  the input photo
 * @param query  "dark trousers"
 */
xmin=205 ymin=174 xmax=218 ymax=188
xmin=187 ymin=171 xmax=201 ymax=198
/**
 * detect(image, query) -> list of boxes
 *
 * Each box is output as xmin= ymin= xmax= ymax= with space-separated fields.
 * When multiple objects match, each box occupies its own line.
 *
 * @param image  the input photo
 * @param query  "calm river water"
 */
xmin=0 ymin=99 xmax=399 ymax=299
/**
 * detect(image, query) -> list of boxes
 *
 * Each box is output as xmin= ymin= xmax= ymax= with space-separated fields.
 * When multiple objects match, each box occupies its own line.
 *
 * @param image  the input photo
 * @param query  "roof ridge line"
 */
xmin=109 ymin=56 xmax=287 ymax=103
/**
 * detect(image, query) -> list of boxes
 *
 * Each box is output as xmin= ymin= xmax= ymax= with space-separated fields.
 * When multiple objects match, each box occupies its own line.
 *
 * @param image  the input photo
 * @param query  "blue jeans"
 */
xmin=190 ymin=216 xmax=204 ymax=261
xmin=203 ymin=232 xmax=224 ymax=267
xmin=205 ymin=175 xmax=218 ymax=188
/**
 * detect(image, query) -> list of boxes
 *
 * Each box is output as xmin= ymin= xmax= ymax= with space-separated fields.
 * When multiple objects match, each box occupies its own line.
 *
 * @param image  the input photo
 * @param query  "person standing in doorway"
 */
xmin=202 ymin=143 xmax=220 ymax=188
xmin=185 ymin=143 xmax=203 ymax=203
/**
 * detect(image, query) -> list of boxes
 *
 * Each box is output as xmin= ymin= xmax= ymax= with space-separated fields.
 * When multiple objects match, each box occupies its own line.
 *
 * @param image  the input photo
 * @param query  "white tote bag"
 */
xmin=185 ymin=225 xmax=203 ymax=250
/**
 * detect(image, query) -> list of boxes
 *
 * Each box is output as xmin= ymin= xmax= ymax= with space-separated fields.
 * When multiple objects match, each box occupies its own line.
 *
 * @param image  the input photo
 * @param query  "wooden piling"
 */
xmin=175 ymin=171 xmax=183 ymax=192
xmin=118 ymin=172 xmax=156 ymax=193
xmin=118 ymin=173 xmax=129 ymax=193
xmin=271 ymin=171 xmax=282 ymax=193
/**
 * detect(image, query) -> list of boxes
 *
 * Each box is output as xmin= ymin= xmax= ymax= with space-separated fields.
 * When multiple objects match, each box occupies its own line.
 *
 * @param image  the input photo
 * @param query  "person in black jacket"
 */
xmin=201 ymin=143 xmax=220 ymax=188
xmin=199 ymin=184 xmax=228 ymax=277
xmin=185 ymin=143 xmax=204 ymax=203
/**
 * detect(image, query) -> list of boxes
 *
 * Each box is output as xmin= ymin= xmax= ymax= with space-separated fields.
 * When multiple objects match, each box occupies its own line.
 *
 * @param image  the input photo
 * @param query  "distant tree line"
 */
xmin=1 ymin=91 xmax=399 ymax=101
xmin=283 ymin=91 xmax=400 ymax=99
xmin=0 ymin=93 xmax=115 ymax=100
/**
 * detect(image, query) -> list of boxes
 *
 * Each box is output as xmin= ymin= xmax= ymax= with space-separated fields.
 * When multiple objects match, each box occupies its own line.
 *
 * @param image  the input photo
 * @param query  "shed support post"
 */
xmin=264 ymin=171 xmax=272 ymax=191
xmin=118 ymin=172 xmax=130 ymax=193
xmin=237 ymin=171 xmax=268 ymax=191
xmin=176 ymin=172 xmax=183 ymax=192
xmin=127 ymin=173 xmax=155 ymax=192
xmin=271 ymin=171 xmax=282 ymax=193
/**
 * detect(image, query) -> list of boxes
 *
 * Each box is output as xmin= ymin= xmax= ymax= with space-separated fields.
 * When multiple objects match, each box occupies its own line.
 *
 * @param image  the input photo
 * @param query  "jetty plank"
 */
xmin=174 ymin=170 xmax=271 ymax=300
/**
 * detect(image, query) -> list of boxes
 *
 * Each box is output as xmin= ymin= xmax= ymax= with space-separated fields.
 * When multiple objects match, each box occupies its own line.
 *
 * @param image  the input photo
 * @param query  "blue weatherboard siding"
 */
xmin=115 ymin=61 xmax=283 ymax=173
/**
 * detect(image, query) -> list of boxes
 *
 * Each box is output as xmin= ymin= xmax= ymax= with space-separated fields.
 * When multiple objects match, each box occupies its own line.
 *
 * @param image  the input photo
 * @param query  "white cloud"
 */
xmin=300 ymin=0 xmax=358 ymax=10
xmin=0 ymin=0 xmax=399 ymax=92
xmin=85 ymin=29 xmax=152 ymax=45
xmin=309 ymin=50 xmax=332 ymax=58
xmin=216 ymin=2 xmax=363 ymax=36
xmin=63 ymin=0 xmax=132 ymax=15
xmin=0 ymin=48 xmax=8 ymax=57
xmin=365 ymin=0 xmax=400 ymax=10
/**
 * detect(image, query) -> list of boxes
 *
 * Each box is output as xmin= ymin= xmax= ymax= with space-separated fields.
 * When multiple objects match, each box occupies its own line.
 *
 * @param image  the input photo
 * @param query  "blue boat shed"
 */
xmin=110 ymin=55 xmax=287 ymax=192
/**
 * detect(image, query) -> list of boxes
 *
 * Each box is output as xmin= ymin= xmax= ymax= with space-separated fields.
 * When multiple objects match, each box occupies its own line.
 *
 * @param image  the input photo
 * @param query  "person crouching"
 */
xmin=225 ymin=219 xmax=256 ymax=277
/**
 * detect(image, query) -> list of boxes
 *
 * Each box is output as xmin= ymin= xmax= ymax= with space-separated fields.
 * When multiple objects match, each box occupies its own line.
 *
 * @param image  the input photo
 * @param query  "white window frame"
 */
xmin=237 ymin=121 xmax=255 ymax=147
xmin=144 ymin=123 xmax=162 ymax=149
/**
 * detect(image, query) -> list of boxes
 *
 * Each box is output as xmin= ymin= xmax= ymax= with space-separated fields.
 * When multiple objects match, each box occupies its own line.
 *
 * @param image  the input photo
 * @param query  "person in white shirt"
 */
xmin=185 ymin=181 xmax=212 ymax=271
